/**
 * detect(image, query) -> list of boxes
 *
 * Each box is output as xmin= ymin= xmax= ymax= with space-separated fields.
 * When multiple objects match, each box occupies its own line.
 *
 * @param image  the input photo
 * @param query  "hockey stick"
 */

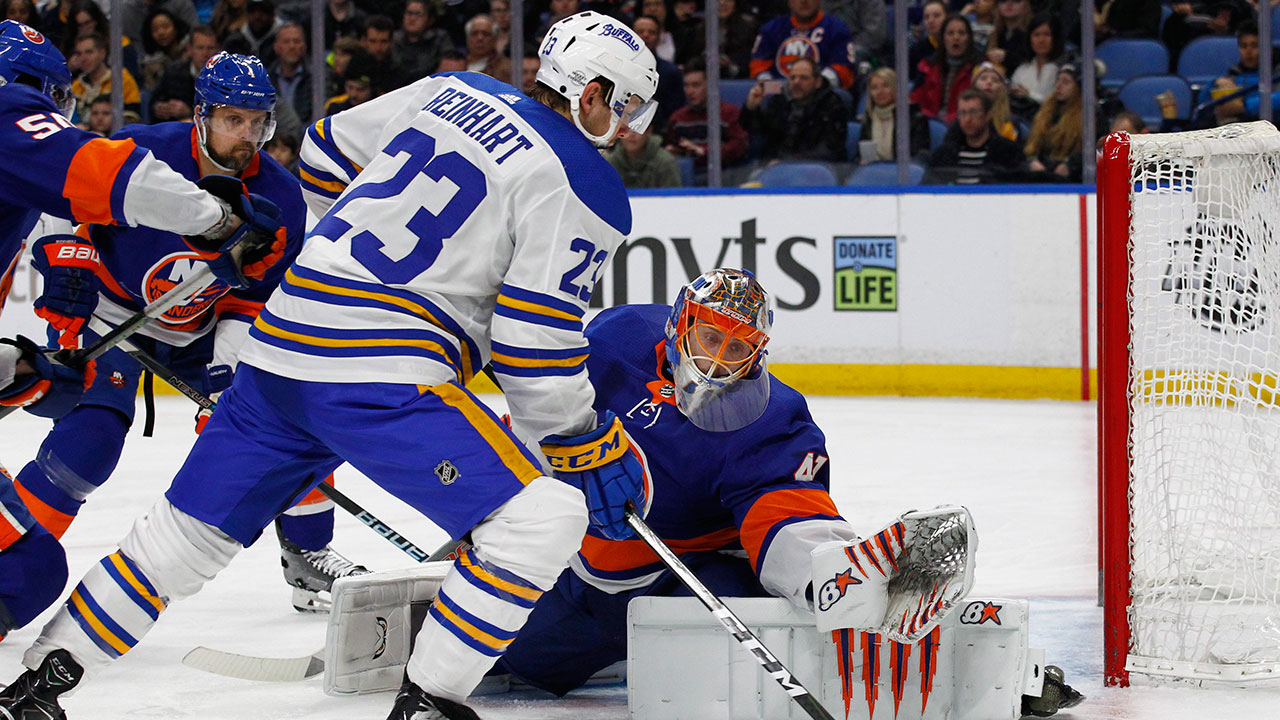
xmin=0 ymin=266 xmax=218 ymax=420
xmin=626 ymin=505 xmax=836 ymax=720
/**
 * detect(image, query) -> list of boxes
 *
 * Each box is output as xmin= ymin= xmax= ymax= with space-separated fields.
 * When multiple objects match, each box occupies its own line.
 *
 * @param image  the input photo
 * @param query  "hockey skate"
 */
xmin=386 ymin=678 xmax=481 ymax=720
xmin=0 ymin=649 xmax=83 ymax=720
xmin=277 ymin=522 xmax=370 ymax=613
xmin=1021 ymin=665 xmax=1084 ymax=717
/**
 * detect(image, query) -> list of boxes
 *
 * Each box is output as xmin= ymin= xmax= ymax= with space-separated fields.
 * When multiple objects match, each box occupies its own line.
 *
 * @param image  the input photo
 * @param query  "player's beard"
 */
xmin=207 ymin=141 xmax=256 ymax=173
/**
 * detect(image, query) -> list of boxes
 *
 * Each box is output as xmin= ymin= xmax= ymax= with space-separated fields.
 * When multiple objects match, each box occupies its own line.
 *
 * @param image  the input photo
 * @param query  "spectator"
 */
xmin=910 ymin=13 xmax=982 ymax=123
xmin=971 ymin=62 xmax=1020 ymax=141
xmin=634 ymin=15 xmax=685 ymax=133
xmin=38 ymin=0 xmax=75 ymax=53
xmin=824 ymin=0 xmax=887 ymax=62
xmin=1109 ymin=110 xmax=1148 ymax=134
xmin=324 ymin=47 xmax=376 ymax=114
xmin=751 ymin=0 xmax=856 ymax=90
xmin=742 ymin=56 xmax=849 ymax=162
xmin=489 ymin=0 xmax=511 ymax=56
xmin=139 ymin=8 xmax=189 ymax=92
xmin=963 ymin=0 xmax=996 ymax=49
xmin=86 ymin=93 xmax=114 ymax=136
xmin=324 ymin=0 xmax=365 ymax=49
xmin=856 ymin=67 xmax=931 ymax=162
xmin=1024 ymin=64 xmax=1084 ymax=181
xmin=326 ymin=35 xmax=361 ymax=96
xmin=265 ymin=133 xmax=299 ymax=174
xmin=150 ymin=23 xmax=219 ymax=121
xmin=4 ymin=0 xmax=38 ymax=29
xmin=224 ymin=0 xmax=283 ymax=66
xmin=605 ymin=125 xmax=683 ymax=188
xmin=925 ymin=88 xmax=1025 ymax=184
xmin=65 ymin=2 xmax=141 ymax=80
xmin=908 ymin=0 xmax=947 ymax=84
xmin=464 ymin=13 xmax=509 ymax=80
xmin=119 ymin=0 xmax=199 ymax=47
xmin=1009 ymin=12 xmax=1061 ymax=106
xmin=395 ymin=0 xmax=453 ymax=84
xmin=71 ymin=32 xmax=143 ymax=125
xmin=359 ymin=14 xmax=400 ymax=90
xmin=688 ymin=0 xmax=760 ymax=78
xmin=1096 ymin=0 xmax=1161 ymax=44
xmin=535 ymin=0 xmax=580 ymax=45
xmin=986 ymin=0 xmax=1031 ymax=72
xmin=519 ymin=50 xmax=539 ymax=92
xmin=664 ymin=57 xmax=750 ymax=171
xmin=437 ymin=47 xmax=466 ymax=73
xmin=669 ymin=0 xmax=701 ymax=64
xmin=209 ymin=0 xmax=247 ymax=40
xmin=268 ymin=22 xmax=311 ymax=124
xmin=639 ymin=0 xmax=677 ymax=62
xmin=1226 ymin=20 xmax=1277 ymax=84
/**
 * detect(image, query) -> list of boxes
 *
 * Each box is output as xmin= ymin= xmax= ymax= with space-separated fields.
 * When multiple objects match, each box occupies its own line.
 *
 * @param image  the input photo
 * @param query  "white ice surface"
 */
xmin=3 ymin=394 xmax=1280 ymax=719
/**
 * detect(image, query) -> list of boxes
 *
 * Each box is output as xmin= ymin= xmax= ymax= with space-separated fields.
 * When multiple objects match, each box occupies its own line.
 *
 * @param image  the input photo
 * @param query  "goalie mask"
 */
xmin=665 ymin=269 xmax=772 ymax=432
xmin=0 ymin=20 xmax=74 ymax=118
xmin=194 ymin=51 xmax=277 ymax=172
xmin=536 ymin=11 xmax=659 ymax=148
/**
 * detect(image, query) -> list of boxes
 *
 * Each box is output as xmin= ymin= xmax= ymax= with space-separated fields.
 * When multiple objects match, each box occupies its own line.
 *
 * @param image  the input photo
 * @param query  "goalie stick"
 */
xmin=626 ymin=504 xmax=836 ymax=720
xmin=0 ymin=265 xmax=218 ymax=420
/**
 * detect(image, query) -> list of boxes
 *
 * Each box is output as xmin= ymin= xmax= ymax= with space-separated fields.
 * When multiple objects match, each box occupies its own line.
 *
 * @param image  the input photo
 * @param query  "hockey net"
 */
xmin=1099 ymin=121 xmax=1280 ymax=687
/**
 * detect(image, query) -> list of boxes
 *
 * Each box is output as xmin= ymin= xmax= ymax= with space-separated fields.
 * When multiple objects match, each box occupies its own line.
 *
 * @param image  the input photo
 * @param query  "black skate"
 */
xmin=386 ymin=678 xmax=481 ymax=720
xmin=0 ymin=649 xmax=84 ymax=720
xmin=277 ymin=521 xmax=371 ymax=613
xmin=1021 ymin=664 xmax=1085 ymax=717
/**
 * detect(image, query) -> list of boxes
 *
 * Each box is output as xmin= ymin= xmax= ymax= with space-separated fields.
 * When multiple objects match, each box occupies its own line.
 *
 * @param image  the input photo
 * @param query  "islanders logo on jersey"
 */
xmin=775 ymin=34 xmax=821 ymax=77
xmin=143 ymin=252 xmax=230 ymax=327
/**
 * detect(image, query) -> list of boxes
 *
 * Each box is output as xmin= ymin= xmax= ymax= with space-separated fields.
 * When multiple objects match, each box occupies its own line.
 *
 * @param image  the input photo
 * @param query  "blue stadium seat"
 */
xmin=846 ymin=121 xmax=862 ymax=162
xmin=927 ymin=118 xmax=947 ymax=150
xmin=677 ymin=156 xmax=694 ymax=188
xmin=757 ymin=162 xmax=838 ymax=187
xmin=717 ymin=78 xmax=756 ymax=110
xmin=1096 ymin=39 xmax=1170 ymax=89
xmin=845 ymin=162 xmax=926 ymax=186
xmin=1177 ymin=36 xmax=1240 ymax=87
xmin=1118 ymin=75 xmax=1192 ymax=128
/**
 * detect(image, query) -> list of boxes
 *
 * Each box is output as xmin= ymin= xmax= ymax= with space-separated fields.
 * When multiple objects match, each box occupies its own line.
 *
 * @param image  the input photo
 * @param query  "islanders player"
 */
xmin=750 ymin=0 xmax=856 ymax=89
xmin=4 ymin=51 xmax=362 ymax=616
xmin=1 ymin=11 xmax=658 ymax=720
xmin=0 ymin=21 xmax=286 ymax=642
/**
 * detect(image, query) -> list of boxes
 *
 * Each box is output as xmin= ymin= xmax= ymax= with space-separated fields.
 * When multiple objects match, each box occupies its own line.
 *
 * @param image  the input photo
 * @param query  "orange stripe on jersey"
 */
xmin=749 ymin=59 xmax=772 ymax=78
xmin=739 ymin=488 xmax=840 ymax=570
xmin=13 ymin=479 xmax=75 ymax=539
xmin=293 ymin=474 xmax=335 ymax=507
xmin=579 ymin=527 xmax=740 ymax=573
xmin=214 ymin=294 xmax=266 ymax=320
xmin=63 ymin=138 xmax=140 ymax=224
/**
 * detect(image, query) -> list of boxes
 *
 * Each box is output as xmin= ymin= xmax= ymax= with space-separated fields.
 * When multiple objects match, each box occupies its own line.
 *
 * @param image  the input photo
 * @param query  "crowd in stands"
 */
xmin=6 ymin=0 xmax=1277 ymax=186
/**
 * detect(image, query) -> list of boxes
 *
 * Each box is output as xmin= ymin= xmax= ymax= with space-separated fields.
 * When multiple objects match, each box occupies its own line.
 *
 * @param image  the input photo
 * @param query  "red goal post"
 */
xmin=1098 ymin=122 xmax=1280 ymax=688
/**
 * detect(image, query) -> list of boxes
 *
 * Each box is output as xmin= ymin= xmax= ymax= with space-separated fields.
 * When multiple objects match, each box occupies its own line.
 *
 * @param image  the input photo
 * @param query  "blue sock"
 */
xmin=15 ymin=405 xmax=129 ymax=518
xmin=0 ymin=525 xmax=68 ymax=633
xmin=278 ymin=509 xmax=335 ymax=552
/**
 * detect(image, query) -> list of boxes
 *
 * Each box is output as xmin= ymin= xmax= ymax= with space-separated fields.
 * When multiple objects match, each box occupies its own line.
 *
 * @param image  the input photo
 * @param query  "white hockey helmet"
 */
xmin=536 ymin=11 xmax=659 ymax=147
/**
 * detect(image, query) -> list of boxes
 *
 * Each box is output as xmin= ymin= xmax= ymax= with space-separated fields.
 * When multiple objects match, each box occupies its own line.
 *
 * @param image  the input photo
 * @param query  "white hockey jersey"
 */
xmin=240 ymin=72 xmax=631 ymax=441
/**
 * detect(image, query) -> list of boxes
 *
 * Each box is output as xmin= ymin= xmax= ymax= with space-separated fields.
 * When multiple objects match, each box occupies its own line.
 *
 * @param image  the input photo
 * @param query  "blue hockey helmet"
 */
xmin=664 ymin=268 xmax=773 ymax=432
xmin=0 ymin=20 xmax=74 ymax=118
xmin=194 ymin=51 xmax=277 ymax=160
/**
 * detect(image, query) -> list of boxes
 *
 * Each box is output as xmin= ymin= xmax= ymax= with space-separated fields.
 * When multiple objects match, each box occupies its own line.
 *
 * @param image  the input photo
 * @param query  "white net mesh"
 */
xmin=1125 ymin=122 xmax=1280 ymax=681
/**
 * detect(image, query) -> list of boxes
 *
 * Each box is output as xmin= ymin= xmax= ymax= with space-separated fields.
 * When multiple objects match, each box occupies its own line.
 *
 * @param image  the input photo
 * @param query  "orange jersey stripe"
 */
xmin=579 ymin=527 xmax=740 ymax=573
xmin=749 ymin=59 xmax=772 ymax=78
xmin=739 ymin=488 xmax=840 ymax=570
xmin=13 ymin=479 xmax=75 ymax=539
xmin=214 ymin=294 xmax=267 ymax=320
xmin=293 ymin=474 xmax=335 ymax=507
xmin=63 ymin=138 xmax=140 ymax=225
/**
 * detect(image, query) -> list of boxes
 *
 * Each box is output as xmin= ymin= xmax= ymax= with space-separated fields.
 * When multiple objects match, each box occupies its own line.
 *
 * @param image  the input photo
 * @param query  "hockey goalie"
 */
xmin=320 ymin=270 xmax=1083 ymax=720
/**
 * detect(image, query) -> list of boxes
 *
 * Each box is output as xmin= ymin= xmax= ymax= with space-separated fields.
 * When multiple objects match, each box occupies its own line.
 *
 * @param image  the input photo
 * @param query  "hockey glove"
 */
xmin=193 ymin=364 xmax=233 ymax=434
xmin=30 ymin=235 xmax=100 ymax=349
xmin=0 ymin=336 xmax=96 ymax=419
xmin=541 ymin=411 xmax=651 ymax=541
xmin=184 ymin=175 xmax=288 ymax=289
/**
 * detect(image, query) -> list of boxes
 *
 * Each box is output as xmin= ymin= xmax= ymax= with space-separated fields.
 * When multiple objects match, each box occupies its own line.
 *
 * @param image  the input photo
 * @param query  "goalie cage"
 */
xmin=1099 ymin=121 xmax=1280 ymax=687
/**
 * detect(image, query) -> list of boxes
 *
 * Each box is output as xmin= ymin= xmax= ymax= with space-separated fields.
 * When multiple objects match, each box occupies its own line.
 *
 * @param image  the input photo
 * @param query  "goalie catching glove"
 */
xmin=811 ymin=505 xmax=977 ymax=643
xmin=184 ymin=175 xmax=287 ymax=289
xmin=541 ymin=410 xmax=652 ymax=541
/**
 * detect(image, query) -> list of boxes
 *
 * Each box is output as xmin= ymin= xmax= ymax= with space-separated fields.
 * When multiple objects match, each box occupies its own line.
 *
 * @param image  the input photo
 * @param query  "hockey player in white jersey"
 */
xmin=0 ymin=11 xmax=659 ymax=720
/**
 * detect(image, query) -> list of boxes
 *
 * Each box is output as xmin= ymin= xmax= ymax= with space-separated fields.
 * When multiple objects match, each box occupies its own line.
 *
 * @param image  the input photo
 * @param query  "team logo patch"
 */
xmin=20 ymin=25 xmax=45 ymax=43
xmin=816 ymin=568 xmax=861 ymax=612
xmin=142 ymin=252 xmax=230 ymax=327
xmin=435 ymin=460 xmax=460 ymax=485
xmin=959 ymin=600 xmax=1003 ymax=625
xmin=774 ymin=35 xmax=820 ymax=76
xmin=110 ymin=371 xmax=126 ymax=388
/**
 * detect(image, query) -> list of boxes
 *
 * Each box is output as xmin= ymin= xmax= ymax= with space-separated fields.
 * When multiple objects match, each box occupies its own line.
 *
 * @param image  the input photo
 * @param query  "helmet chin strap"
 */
xmin=570 ymin=93 xmax=620 ymax=149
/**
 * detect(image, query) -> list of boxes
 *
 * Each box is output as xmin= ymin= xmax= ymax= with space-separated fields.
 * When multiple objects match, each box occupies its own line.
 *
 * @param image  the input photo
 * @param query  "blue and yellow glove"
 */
xmin=541 ymin=411 xmax=651 ymax=541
